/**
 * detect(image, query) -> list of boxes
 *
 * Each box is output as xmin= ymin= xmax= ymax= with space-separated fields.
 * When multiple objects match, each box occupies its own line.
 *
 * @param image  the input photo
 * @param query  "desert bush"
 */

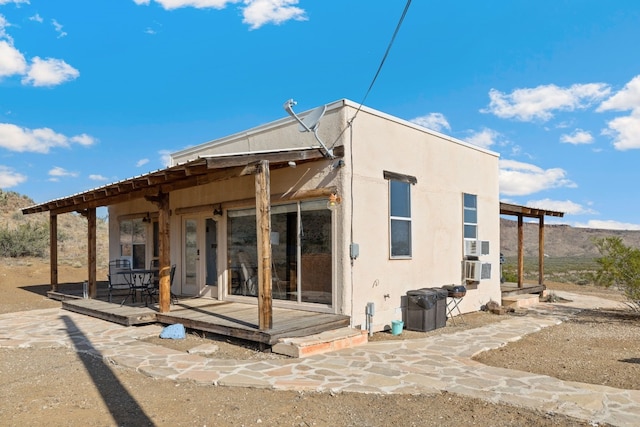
xmin=0 ymin=222 xmax=48 ymax=257
xmin=593 ymin=236 xmax=640 ymax=309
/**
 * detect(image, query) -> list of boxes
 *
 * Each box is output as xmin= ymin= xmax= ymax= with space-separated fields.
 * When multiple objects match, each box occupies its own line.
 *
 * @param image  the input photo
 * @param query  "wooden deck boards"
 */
xmin=62 ymin=299 xmax=157 ymax=326
xmin=501 ymin=282 xmax=546 ymax=297
xmin=60 ymin=295 xmax=350 ymax=345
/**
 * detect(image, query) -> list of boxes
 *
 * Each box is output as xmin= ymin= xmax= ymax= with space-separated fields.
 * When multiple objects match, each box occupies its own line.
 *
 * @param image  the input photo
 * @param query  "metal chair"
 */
xmin=107 ymin=259 xmax=131 ymax=303
xmin=150 ymin=263 xmax=178 ymax=305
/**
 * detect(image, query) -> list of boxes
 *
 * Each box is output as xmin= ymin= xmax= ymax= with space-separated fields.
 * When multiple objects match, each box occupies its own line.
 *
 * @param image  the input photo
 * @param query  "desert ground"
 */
xmin=1 ymin=257 xmax=638 ymax=426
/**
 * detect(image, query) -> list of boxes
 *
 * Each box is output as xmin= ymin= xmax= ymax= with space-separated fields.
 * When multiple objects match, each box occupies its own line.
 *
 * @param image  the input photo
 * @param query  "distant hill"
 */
xmin=500 ymin=218 xmax=640 ymax=258
xmin=0 ymin=189 xmax=109 ymax=267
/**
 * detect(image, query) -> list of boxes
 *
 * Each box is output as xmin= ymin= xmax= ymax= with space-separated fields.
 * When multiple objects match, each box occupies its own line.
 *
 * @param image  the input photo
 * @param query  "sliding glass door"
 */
xmin=227 ymin=200 xmax=332 ymax=306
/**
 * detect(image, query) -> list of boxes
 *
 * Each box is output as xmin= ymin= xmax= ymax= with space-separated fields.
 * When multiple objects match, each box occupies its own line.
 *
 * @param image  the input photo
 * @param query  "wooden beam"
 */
xmin=255 ymin=160 xmax=273 ymax=330
xmin=517 ymin=215 xmax=524 ymax=288
xmin=87 ymin=208 xmax=97 ymax=298
xmin=538 ymin=215 xmax=545 ymax=286
xmin=50 ymin=212 xmax=58 ymax=292
xmin=157 ymin=192 xmax=171 ymax=313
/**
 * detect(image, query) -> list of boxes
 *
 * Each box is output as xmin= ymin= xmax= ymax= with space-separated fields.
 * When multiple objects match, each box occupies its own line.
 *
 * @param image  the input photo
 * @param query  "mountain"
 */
xmin=500 ymin=218 xmax=640 ymax=258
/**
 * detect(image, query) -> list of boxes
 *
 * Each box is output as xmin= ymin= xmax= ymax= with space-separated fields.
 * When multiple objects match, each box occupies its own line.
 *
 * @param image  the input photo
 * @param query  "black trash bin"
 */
xmin=427 ymin=288 xmax=449 ymax=329
xmin=406 ymin=289 xmax=439 ymax=331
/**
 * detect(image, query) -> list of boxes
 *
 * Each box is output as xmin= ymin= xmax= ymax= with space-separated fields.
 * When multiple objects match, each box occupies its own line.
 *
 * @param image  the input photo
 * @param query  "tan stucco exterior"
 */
xmin=108 ymin=99 xmax=501 ymax=332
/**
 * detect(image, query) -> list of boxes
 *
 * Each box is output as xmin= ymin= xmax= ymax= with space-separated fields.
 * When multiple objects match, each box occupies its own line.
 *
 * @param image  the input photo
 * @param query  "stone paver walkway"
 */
xmin=1 ymin=291 xmax=638 ymax=426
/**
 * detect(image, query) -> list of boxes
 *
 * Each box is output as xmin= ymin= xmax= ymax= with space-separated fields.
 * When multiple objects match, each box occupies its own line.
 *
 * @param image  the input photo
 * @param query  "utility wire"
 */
xmin=348 ymin=0 xmax=413 ymax=125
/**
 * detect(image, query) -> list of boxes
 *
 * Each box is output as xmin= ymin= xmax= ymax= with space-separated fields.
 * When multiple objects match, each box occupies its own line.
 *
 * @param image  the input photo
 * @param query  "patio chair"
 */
xmin=149 ymin=263 xmax=179 ymax=305
xmin=237 ymin=251 xmax=257 ymax=296
xmin=108 ymin=259 xmax=131 ymax=303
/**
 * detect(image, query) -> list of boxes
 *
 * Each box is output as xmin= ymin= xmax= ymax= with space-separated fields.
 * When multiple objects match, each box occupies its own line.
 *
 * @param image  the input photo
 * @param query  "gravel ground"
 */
xmin=1 ymin=259 xmax=631 ymax=426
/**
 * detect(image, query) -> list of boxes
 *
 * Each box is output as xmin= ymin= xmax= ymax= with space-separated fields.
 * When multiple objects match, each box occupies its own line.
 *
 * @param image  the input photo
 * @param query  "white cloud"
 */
xmin=560 ymin=129 xmax=593 ymax=145
xmin=159 ymin=149 xmax=172 ymax=167
xmin=0 ymin=14 xmax=11 ymax=40
xmin=0 ymin=40 xmax=27 ymax=77
xmin=601 ymin=110 xmax=640 ymax=151
xmin=22 ymin=57 xmax=79 ymax=87
xmin=483 ymin=83 xmax=611 ymax=122
xmin=526 ymin=198 xmax=596 ymax=215
xmin=0 ymin=123 xmax=96 ymax=153
xmin=136 ymin=158 xmax=149 ymax=167
xmin=465 ymin=128 xmax=502 ymax=149
xmin=70 ymin=133 xmax=97 ymax=146
xmin=134 ymin=0 xmax=307 ymax=29
xmin=0 ymin=165 xmax=26 ymax=188
xmin=410 ymin=113 xmax=450 ymax=132
xmin=242 ymin=0 xmax=307 ymax=30
xmin=0 ymin=0 xmax=30 ymax=5
xmin=51 ymin=19 xmax=67 ymax=38
xmin=29 ymin=14 xmax=43 ymax=23
xmin=597 ymin=75 xmax=640 ymax=112
xmin=499 ymin=159 xmax=576 ymax=196
xmin=89 ymin=174 xmax=108 ymax=181
xmin=574 ymin=219 xmax=640 ymax=231
xmin=49 ymin=166 xmax=78 ymax=178
xmin=136 ymin=0 xmax=239 ymax=10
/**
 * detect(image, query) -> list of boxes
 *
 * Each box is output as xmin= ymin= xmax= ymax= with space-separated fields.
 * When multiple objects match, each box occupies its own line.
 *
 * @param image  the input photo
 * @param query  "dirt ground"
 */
xmin=2 ymin=259 xmax=637 ymax=426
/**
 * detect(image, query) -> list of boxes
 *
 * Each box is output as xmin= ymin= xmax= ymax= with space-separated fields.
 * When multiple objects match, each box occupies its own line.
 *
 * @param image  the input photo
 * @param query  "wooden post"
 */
xmin=50 ymin=212 xmax=58 ymax=292
xmin=87 ymin=208 xmax=97 ymax=298
xmin=538 ymin=215 xmax=545 ymax=286
xmin=517 ymin=215 xmax=524 ymax=288
xmin=255 ymin=160 xmax=273 ymax=330
xmin=158 ymin=192 xmax=171 ymax=313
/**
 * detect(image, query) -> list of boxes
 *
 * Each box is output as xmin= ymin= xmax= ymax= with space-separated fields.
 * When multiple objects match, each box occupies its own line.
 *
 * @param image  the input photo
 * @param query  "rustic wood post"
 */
xmin=50 ymin=212 xmax=58 ymax=292
xmin=538 ymin=215 xmax=545 ymax=286
xmin=255 ymin=160 xmax=273 ymax=330
xmin=517 ymin=215 xmax=524 ymax=288
xmin=158 ymin=192 xmax=171 ymax=313
xmin=87 ymin=208 xmax=97 ymax=298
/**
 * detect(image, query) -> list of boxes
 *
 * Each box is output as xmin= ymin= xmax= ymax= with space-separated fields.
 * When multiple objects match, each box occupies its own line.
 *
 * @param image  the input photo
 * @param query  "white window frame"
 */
xmin=463 ymin=193 xmax=478 ymax=240
xmin=385 ymin=171 xmax=416 ymax=259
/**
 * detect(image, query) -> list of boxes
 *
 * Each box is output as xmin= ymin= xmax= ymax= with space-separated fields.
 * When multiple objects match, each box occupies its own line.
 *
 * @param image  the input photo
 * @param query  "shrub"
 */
xmin=0 ymin=222 xmax=48 ymax=257
xmin=593 ymin=236 xmax=640 ymax=308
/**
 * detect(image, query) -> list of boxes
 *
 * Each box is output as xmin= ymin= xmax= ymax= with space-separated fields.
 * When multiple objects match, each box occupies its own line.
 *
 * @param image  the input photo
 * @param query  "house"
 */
xmin=22 ymin=99 xmax=502 ymax=333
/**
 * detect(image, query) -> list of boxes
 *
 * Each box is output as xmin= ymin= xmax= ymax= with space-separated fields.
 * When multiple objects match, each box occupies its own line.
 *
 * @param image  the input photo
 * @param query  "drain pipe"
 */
xmin=366 ymin=302 xmax=375 ymax=337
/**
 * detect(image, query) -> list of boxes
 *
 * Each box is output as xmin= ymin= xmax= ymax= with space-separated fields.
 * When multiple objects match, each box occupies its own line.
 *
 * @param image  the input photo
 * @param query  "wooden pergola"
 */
xmin=22 ymin=147 xmax=341 ymax=330
xmin=499 ymin=202 xmax=564 ymax=288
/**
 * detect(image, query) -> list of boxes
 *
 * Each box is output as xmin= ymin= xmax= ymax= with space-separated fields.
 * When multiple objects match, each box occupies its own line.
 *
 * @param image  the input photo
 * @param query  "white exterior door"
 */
xmin=182 ymin=215 xmax=219 ymax=298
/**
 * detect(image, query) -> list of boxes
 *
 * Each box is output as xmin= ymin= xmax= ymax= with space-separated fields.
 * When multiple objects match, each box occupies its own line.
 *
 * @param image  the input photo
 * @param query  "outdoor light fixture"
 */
xmin=142 ymin=212 xmax=151 ymax=223
xmin=327 ymin=193 xmax=341 ymax=211
xmin=213 ymin=205 xmax=223 ymax=219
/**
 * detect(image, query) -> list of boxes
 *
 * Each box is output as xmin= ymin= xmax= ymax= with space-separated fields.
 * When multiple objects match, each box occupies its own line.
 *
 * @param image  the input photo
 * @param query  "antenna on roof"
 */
xmin=283 ymin=99 xmax=334 ymax=158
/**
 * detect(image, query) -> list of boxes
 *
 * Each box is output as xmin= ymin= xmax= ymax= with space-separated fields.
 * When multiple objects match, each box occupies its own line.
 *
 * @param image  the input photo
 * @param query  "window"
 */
xmin=119 ymin=218 xmax=146 ymax=269
xmin=463 ymin=193 xmax=477 ymax=239
xmin=389 ymin=179 xmax=412 ymax=258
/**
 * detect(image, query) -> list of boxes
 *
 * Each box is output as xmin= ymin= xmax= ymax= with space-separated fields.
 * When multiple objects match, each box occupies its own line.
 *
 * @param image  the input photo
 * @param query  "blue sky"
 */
xmin=1 ymin=1 xmax=640 ymax=229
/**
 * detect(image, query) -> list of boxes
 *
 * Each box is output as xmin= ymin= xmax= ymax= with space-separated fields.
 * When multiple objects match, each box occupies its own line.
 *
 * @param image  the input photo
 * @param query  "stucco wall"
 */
xmin=342 ymin=105 xmax=501 ymax=331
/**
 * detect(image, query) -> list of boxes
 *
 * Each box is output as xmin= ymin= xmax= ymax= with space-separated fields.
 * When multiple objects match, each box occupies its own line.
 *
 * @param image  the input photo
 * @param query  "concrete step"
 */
xmin=502 ymin=293 xmax=540 ymax=309
xmin=272 ymin=327 xmax=368 ymax=358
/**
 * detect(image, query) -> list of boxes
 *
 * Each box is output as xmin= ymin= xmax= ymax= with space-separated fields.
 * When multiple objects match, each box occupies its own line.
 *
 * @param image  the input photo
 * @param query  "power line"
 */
xmin=349 ymin=0 xmax=413 ymax=124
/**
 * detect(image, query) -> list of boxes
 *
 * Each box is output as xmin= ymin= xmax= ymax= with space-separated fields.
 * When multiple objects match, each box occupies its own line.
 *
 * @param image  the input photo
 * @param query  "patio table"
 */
xmin=116 ymin=269 xmax=157 ymax=306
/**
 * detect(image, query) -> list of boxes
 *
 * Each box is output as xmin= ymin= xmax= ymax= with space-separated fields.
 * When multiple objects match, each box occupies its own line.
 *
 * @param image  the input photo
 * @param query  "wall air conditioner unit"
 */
xmin=481 ymin=263 xmax=492 ymax=280
xmin=464 ymin=260 xmax=482 ymax=281
xmin=481 ymin=240 xmax=490 ymax=256
xmin=464 ymin=240 xmax=481 ymax=257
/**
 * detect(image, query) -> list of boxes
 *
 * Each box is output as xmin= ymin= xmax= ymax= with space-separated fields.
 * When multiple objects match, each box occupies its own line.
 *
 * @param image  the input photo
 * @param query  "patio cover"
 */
xmin=499 ymin=202 xmax=564 ymax=288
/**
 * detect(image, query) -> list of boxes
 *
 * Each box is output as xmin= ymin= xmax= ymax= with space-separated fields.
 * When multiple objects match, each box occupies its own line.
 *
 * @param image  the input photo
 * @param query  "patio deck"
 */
xmin=54 ymin=282 xmax=350 ymax=346
xmin=501 ymin=282 xmax=546 ymax=297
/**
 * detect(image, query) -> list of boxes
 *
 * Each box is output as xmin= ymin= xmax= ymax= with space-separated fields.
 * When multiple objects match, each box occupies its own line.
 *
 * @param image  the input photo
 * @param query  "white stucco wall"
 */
xmin=340 ymin=103 xmax=501 ymax=331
